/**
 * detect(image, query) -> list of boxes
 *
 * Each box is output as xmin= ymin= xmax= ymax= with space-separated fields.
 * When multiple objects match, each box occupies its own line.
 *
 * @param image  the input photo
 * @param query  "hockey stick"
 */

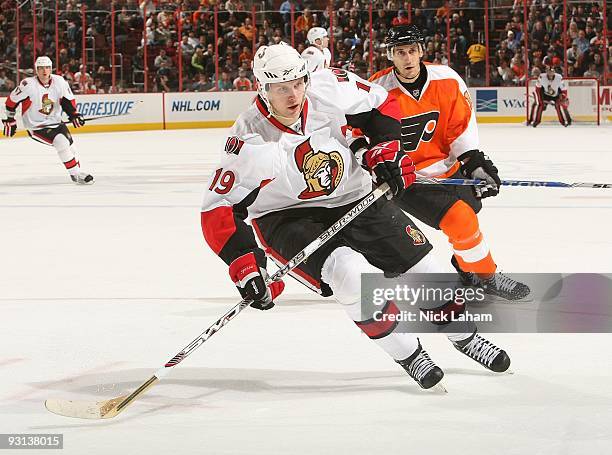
xmin=415 ymin=177 xmax=612 ymax=189
xmin=45 ymin=183 xmax=391 ymax=419
xmin=36 ymin=112 xmax=132 ymax=129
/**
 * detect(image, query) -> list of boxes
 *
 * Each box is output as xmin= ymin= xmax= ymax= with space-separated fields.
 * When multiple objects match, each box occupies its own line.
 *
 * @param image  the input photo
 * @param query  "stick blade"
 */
xmin=45 ymin=395 xmax=128 ymax=419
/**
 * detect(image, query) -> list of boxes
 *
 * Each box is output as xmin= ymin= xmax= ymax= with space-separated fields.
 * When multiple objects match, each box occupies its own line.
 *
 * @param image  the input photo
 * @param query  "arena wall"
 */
xmin=2 ymin=86 xmax=610 ymax=138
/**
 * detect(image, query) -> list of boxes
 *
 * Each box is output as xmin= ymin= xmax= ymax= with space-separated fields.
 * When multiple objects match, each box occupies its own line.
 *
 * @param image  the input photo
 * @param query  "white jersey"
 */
xmin=5 ymin=74 xmax=76 ymax=130
xmin=536 ymin=73 xmax=567 ymax=97
xmin=200 ymin=67 xmax=403 ymax=268
xmin=301 ymin=46 xmax=331 ymax=72
xmin=202 ymin=68 xmax=396 ymax=221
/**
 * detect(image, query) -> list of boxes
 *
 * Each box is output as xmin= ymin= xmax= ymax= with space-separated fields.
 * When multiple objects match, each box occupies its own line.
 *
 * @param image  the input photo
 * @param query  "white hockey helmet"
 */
xmin=253 ymin=43 xmax=309 ymax=113
xmin=35 ymin=56 xmax=53 ymax=69
xmin=307 ymin=27 xmax=328 ymax=45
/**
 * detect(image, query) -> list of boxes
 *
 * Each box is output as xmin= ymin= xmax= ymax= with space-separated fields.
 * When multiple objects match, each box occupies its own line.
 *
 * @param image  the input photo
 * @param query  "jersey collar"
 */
xmin=394 ymin=63 xmax=430 ymax=101
xmin=36 ymin=76 xmax=52 ymax=88
xmin=255 ymin=96 xmax=309 ymax=135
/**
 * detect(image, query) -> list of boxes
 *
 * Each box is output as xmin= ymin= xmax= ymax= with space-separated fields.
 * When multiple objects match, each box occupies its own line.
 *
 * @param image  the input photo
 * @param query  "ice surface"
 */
xmin=1 ymin=124 xmax=611 ymax=454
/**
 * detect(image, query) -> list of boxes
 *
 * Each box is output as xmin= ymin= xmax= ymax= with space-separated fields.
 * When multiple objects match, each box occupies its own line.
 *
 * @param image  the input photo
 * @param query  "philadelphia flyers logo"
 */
xmin=400 ymin=111 xmax=439 ymax=152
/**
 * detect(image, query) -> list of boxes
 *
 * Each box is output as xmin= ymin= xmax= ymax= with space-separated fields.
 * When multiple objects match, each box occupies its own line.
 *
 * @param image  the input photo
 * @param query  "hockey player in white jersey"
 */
xmin=2 ymin=56 xmax=94 ymax=184
xmin=200 ymin=43 xmax=511 ymax=390
xmin=301 ymin=27 xmax=332 ymax=72
xmin=528 ymin=66 xmax=572 ymax=127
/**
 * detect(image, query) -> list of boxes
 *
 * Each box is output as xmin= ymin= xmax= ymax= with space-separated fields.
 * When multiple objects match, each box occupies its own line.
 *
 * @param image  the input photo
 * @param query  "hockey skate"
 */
xmin=451 ymin=256 xmax=480 ymax=287
xmin=451 ymin=257 xmax=530 ymax=302
xmin=396 ymin=340 xmax=445 ymax=391
xmin=70 ymin=172 xmax=95 ymax=185
xmin=451 ymin=331 xmax=510 ymax=373
xmin=480 ymin=272 xmax=530 ymax=301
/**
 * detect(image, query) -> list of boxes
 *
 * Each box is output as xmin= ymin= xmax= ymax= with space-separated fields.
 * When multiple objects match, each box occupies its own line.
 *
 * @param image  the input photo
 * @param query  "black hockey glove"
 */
xmin=69 ymin=113 xmax=85 ymax=128
xmin=363 ymin=140 xmax=416 ymax=196
xmin=458 ymin=149 xmax=501 ymax=199
xmin=229 ymin=252 xmax=285 ymax=310
xmin=2 ymin=116 xmax=17 ymax=137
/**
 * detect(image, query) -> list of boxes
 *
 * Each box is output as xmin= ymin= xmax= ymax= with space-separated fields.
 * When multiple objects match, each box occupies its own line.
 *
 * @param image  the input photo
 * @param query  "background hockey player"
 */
xmin=200 ymin=43 xmax=511 ymax=391
xmin=368 ymin=25 xmax=529 ymax=301
xmin=527 ymin=66 xmax=572 ymax=128
xmin=301 ymin=27 xmax=331 ymax=73
xmin=2 ymin=56 xmax=93 ymax=184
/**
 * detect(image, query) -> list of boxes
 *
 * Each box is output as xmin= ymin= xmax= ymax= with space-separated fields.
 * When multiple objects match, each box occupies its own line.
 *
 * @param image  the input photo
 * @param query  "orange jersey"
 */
xmin=369 ymin=64 xmax=478 ymax=178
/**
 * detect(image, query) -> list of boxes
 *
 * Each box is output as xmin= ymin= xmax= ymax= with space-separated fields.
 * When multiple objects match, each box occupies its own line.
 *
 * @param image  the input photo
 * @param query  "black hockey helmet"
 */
xmin=385 ymin=25 xmax=425 ymax=60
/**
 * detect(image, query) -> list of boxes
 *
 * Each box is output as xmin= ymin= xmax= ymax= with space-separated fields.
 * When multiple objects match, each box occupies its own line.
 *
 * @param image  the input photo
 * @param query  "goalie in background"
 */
xmin=528 ymin=66 xmax=572 ymax=128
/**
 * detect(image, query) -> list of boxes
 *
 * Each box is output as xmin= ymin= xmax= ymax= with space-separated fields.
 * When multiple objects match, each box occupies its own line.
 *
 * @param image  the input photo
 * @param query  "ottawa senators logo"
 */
xmin=400 ymin=111 xmax=439 ymax=152
xmin=38 ymin=94 xmax=54 ymax=115
xmin=294 ymin=138 xmax=344 ymax=200
xmin=406 ymin=225 xmax=426 ymax=246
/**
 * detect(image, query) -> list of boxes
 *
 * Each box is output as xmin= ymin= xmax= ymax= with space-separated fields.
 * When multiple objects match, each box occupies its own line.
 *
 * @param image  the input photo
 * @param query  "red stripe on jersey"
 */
xmin=251 ymin=218 xmax=321 ymax=290
xmin=5 ymin=96 xmax=19 ymax=110
xmin=376 ymin=92 xmax=402 ymax=122
xmin=64 ymin=158 xmax=78 ymax=169
xmin=201 ymin=207 xmax=237 ymax=255
xmin=22 ymin=98 xmax=32 ymax=115
xmin=355 ymin=300 xmax=400 ymax=339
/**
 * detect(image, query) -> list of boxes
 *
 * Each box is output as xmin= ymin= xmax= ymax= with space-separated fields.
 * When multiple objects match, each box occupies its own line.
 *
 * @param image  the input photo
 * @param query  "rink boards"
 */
xmin=1 ymin=86 xmax=611 ymax=138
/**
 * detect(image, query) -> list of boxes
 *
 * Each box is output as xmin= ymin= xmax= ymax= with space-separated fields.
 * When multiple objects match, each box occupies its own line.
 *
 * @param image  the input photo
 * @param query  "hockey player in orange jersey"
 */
xmin=368 ymin=25 xmax=529 ymax=300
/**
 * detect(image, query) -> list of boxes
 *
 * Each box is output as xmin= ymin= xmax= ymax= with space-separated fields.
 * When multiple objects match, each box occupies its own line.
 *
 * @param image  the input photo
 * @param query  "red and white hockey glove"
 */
xmin=2 ymin=117 xmax=17 ymax=137
xmin=229 ymin=252 xmax=285 ymax=311
xmin=69 ymin=113 xmax=85 ymax=128
xmin=364 ymin=140 xmax=416 ymax=196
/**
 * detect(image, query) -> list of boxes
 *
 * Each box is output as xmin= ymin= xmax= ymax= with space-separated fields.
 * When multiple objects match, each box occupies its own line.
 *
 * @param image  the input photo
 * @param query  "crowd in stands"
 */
xmin=0 ymin=0 xmax=609 ymax=95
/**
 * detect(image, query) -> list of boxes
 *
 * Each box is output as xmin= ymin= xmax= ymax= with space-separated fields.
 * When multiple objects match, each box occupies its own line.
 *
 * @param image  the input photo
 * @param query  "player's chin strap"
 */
xmin=415 ymin=177 xmax=612 ymax=189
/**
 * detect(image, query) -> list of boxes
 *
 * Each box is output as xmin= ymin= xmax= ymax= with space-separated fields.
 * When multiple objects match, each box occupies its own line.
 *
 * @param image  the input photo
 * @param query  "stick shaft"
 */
xmin=416 ymin=177 xmax=612 ymax=189
xmin=114 ymin=183 xmax=391 ymax=414
xmin=39 ymin=113 xmax=131 ymax=129
xmin=158 ymin=182 xmax=390 ymax=372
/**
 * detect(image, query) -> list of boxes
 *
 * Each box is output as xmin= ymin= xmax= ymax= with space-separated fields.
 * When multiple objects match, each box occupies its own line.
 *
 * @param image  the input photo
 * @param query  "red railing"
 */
xmin=4 ymin=0 xmax=609 ymax=95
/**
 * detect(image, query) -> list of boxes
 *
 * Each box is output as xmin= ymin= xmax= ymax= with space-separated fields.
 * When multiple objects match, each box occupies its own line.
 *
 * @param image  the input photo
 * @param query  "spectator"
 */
xmin=215 ymin=71 xmax=234 ymax=91
xmin=239 ymin=17 xmax=256 ymax=43
xmin=510 ymin=56 xmax=526 ymax=85
xmin=573 ymin=30 xmax=589 ymax=56
xmin=238 ymin=46 xmax=253 ymax=65
xmin=506 ymin=30 xmax=520 ymax=53
xmin=583 ymin=63 xmax=600 ymax=80
xmin=295 ymin=9 xmax=314 ymax=36
xmin=154 ymin=49 xmax=173 ymax=69
xmin=497 ymin=59 xmax=515 ymax=85
xmin=392 ymin=10 xmax=410 ymax=27
xmin=233 ymin=68 xmax=252 ymax=91
xmin=191 ymin=47 xmax=206 ymax=73
xmin=192 ymin=73 xmax=214 ymax=91
xmin=180 ymin=36 xmax=195 ymax=60
xmin=466 ymin=40 xmax=486 ymax=79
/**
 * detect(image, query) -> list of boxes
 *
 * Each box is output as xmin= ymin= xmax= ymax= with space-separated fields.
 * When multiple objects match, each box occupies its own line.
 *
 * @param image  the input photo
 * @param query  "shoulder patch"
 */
xmin=330 ymin=68 xmax=349 ymax=82
xmin=463 ymin=90 xmax=472 ymax=111
xmin=225 ymin=136 xmax=245 ymax=155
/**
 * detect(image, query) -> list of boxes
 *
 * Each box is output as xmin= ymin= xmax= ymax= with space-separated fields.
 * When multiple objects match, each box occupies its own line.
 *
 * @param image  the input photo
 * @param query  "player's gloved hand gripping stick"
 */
xmin=45 ymin=182 xmax=391 ymax=419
